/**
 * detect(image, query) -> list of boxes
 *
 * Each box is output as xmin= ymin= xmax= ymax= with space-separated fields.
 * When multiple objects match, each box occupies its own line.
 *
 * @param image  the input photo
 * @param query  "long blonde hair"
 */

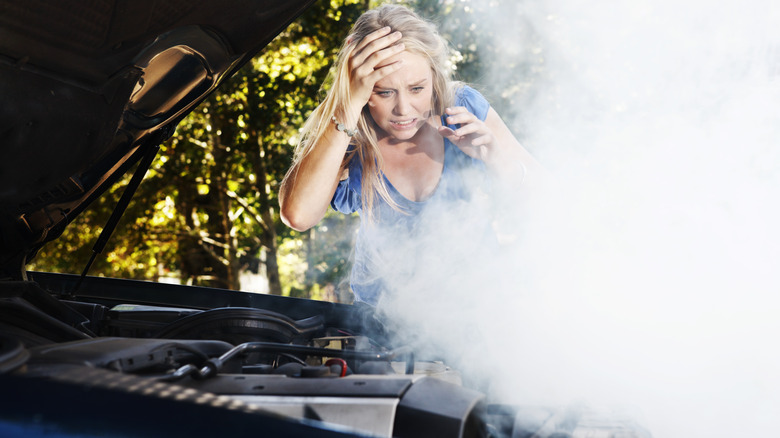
xmin=289 ymin=4 xmax=457 ymax=221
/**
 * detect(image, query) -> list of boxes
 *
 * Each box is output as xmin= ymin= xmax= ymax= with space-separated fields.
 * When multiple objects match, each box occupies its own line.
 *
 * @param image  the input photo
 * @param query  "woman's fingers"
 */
xmin=438 ymin=125 xmax=488 ymax=160
xmin=470 ymin=134 xmax=494 ymax=147
xmin=351 ymin=29 xmax=403 ymax=68
xmin=440 ymin=126 xmax=490 ymax=146
xmin=352 ymin=26 xmax=392 ymax=55
xmin=438 ymin=126 xmax=458 ymax=139
xmin=352 ymin=42 xmax=405 ymax=80
xmin=450 ymin=122 xmax=481 ymax=137
xmin=347 ymin=29 xmax=405 ymax=105
xmin=445 ymin=108 xmax=485 ymax=137
xmin=349 ymin=48 xmax=403 ymax=105
xmin=441 ymin=107 xmax=498 ymax=149
xmin=444 ymin=106 xmax=477 ymax=124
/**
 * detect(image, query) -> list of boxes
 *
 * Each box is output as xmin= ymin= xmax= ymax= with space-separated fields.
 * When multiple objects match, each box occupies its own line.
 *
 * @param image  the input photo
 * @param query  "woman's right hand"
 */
xmin=346 ymin=27 xmax=406 ymax=113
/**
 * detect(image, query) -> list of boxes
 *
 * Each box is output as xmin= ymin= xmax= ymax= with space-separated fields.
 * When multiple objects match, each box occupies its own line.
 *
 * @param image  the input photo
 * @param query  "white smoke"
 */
xmin=379 ymin=0 xmax=780 ymax=436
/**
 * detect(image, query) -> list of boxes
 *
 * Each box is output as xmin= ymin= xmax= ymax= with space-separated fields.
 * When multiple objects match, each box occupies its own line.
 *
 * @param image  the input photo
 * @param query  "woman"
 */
xmin=280 ymin=4 xmax=543 ymax=307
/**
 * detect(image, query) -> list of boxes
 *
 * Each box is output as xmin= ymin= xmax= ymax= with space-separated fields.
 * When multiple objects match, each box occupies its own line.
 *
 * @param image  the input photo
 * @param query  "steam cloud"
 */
xmin=376 ymin=1 xmax=780 ymax=437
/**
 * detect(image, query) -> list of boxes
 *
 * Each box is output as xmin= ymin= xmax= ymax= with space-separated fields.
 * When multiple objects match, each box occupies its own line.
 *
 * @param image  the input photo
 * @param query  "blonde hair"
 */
xmin=288 ymin=4 xmax=457 ymax=221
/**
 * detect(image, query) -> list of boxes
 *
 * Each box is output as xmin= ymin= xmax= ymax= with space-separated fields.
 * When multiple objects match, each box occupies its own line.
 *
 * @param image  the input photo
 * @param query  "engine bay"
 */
xmin=0 ymin=274 xmax=501 ymax=437
xmin=0 ymin=273 xmax=650 ymax=437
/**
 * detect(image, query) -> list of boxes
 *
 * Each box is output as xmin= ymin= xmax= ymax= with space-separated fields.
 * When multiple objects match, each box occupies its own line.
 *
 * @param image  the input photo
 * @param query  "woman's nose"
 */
xmin=393 ymin=93 xmax=412 ymax=114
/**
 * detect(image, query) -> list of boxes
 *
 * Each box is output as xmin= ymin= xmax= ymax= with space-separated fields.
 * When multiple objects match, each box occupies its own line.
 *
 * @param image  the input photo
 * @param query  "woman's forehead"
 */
xmin=374 ymin=51 xmax=432 ymax=88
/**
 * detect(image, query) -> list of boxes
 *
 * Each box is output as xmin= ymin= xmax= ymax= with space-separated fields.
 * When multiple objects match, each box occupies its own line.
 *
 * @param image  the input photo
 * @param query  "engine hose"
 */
xmin=162 ymin=341 xmax=415 ymax=381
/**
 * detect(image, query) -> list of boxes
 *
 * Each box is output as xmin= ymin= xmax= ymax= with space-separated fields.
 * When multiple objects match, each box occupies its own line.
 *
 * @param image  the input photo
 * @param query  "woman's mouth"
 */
xmin=390 ymin=118 xmax=417 ymax=129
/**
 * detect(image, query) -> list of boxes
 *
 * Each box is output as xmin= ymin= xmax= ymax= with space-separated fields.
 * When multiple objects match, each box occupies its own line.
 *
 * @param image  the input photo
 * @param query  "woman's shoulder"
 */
xmin=453 ymin=84 xmax=490 ymax=121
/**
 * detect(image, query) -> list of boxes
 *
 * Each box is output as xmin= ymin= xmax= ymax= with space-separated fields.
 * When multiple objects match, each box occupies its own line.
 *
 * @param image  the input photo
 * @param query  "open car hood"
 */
xmin=0 ymin=0 xmax=316 ymax=279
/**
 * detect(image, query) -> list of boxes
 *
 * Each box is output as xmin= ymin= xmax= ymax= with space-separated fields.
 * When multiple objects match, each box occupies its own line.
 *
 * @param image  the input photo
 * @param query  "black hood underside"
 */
xmin=0 ymin=0 xmax=316 ymax=278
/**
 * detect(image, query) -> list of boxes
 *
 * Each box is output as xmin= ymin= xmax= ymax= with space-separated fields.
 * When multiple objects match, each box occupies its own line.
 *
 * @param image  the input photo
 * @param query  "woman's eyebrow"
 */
xmin=373 ymin=78 xmax=428 ymax=91
xmin=409 ymin=78 xmax=428 ymax=88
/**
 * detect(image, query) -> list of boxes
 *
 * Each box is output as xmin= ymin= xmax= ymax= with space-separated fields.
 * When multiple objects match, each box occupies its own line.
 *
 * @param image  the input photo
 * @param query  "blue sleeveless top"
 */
xmin=330 ymin=86 xmax=495 ymax=306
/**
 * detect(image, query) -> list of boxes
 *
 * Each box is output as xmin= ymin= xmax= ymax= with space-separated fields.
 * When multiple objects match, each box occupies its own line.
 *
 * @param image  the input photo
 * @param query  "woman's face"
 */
xmin=367 ymin=50 xmax=434 ymax=142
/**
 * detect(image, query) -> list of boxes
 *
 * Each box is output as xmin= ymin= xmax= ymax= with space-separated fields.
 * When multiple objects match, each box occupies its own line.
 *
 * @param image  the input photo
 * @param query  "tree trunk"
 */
xmin=244 ymin=72 xmax=282 ymax=295
xmin=264 ymin=236 xmax=282 ymax=295
xmin=217 ymin=174 xmax=241 ymax=291
xmin=254 ymin=146 xmax=282 ymax=295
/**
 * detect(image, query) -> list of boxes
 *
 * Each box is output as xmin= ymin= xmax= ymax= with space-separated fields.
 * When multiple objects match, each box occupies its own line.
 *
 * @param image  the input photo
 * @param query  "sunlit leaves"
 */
xmin=151 ymin=197 xmax=176 ymax=226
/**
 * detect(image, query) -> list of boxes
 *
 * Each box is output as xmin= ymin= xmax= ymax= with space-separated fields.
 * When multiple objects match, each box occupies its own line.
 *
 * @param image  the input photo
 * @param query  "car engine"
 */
xmin=0 ymin=273 xmax=651 ymax=438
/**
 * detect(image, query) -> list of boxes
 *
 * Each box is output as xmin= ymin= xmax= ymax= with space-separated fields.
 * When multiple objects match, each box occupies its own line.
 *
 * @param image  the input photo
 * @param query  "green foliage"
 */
xmin=28 ymin=160 xmax=180 ymax=281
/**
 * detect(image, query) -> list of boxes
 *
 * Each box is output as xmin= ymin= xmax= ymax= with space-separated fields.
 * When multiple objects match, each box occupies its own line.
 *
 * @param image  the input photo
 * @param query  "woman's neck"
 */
xmin=377 ymin=118 xmax=445 ymax=202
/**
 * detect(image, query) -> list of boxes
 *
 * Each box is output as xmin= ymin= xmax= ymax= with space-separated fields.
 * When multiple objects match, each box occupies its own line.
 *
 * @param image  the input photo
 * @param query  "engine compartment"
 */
xmin=0 ymin=275 xmax=497 ymax=437
xmin=0 ymin=274 xmax=650 ymax=437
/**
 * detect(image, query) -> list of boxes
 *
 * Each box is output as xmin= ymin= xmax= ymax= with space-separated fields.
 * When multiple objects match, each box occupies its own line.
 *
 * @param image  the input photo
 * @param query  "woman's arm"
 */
xmin=279 ymin=27 xmax=406 ymax=231
xmin=483 ymin=108 xmax=546 ymax=190
xmin=279 ymin=120 xmax=356 ymax=231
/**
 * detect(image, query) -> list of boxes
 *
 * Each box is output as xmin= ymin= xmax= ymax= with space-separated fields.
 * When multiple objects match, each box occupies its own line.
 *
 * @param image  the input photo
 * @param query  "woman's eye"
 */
xmin=375 ymin=90 xmax=393 ymax=97
xmin=411 ymin=87 xmax=424 ymax=93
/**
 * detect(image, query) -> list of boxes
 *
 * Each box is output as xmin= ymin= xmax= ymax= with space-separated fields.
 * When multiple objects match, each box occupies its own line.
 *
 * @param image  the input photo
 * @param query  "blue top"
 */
xmin=330 ymin=86 xmax=495 ymax=306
